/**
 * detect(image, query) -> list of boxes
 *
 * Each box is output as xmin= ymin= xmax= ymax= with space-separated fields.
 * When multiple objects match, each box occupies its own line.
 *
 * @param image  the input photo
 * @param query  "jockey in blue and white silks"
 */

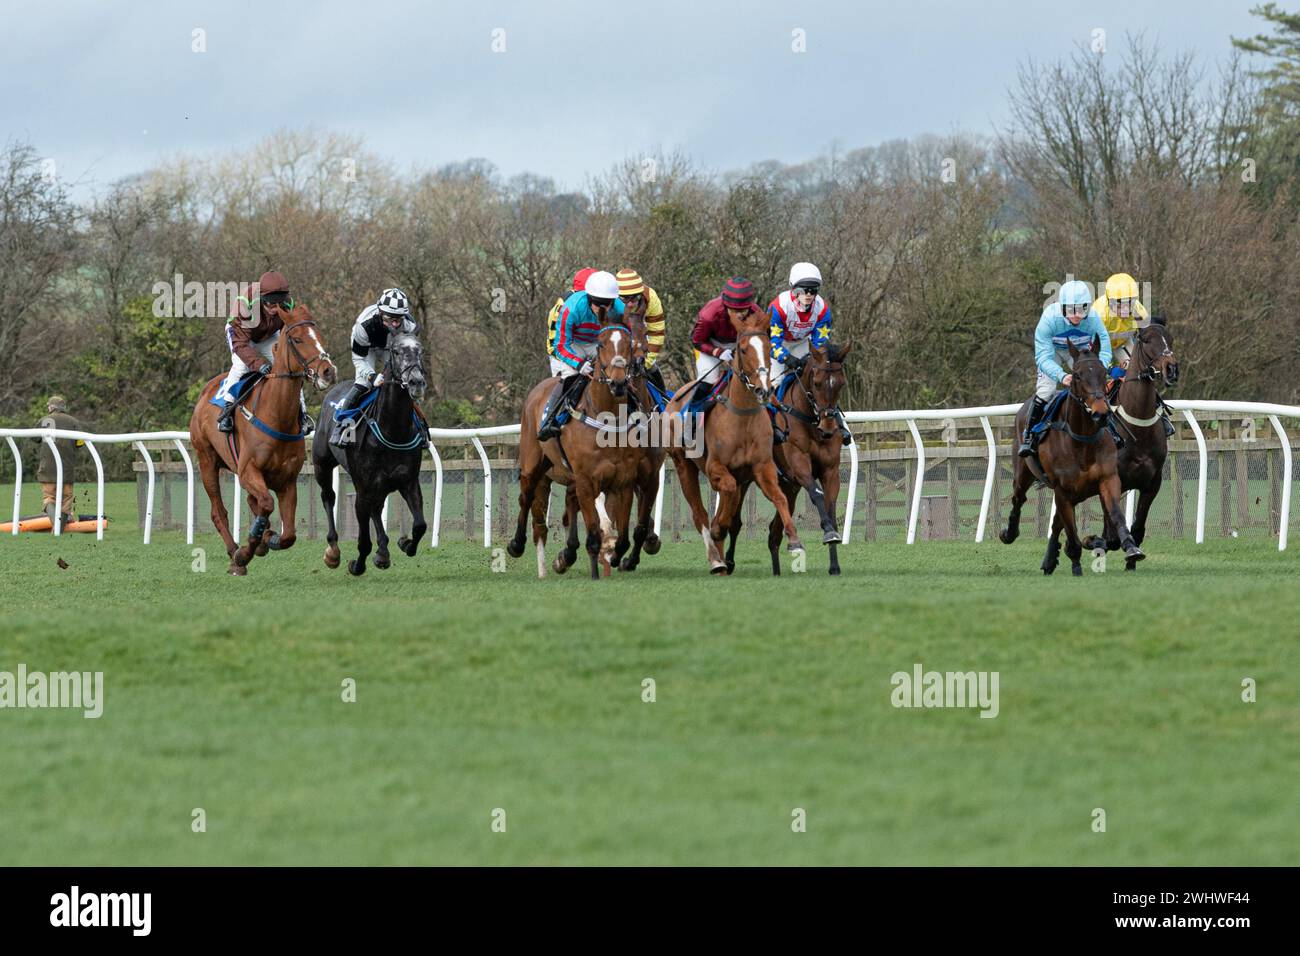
xmin=1019 ymin=279 xmax=1112 ymax=457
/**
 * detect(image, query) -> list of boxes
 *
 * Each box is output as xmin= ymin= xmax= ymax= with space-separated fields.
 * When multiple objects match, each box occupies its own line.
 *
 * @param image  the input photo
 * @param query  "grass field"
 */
xmin=1 ymin=485 xmax=1297 ymax=866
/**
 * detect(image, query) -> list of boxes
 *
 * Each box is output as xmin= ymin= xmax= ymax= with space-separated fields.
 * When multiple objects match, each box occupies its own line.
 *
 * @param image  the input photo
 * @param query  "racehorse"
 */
xmin=1083 ymin=317 xmax=1179 ymax=566
xmin=189 ymin=305 xmax=337 ymax=575
xmin=999 ymin=336 xmax=1144 ymax=575
xmin=664 ymin=309 xmax=804 ymax=574
xmin=312 ymin=332 xmax=429 ymax=575
xmin=509 ymin=318 xmax=642 ymax=579
xmin=768 ymin=342 xmax=853 ymax=575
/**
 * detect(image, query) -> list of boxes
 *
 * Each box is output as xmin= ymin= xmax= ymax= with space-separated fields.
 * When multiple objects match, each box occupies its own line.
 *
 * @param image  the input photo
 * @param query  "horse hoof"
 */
xmin=644 ymin=535 xmax=661 ymax=556
xmin=1072 ymin=564 xmax=1083 ymax=576
xmin=822 ymin=530 xmax=841 ymax=544
xmin=348 ymin=560 xmax=364 ymax=576
xmin=255 ymin=541 xmax=269 ymax=557
xmin=373 ymin=556 xmax=390 ymax=570
xmin=324 ymin=548 xmax=340 ymax=569
xmin=709 ymin=563 xmax=728 ymax=575
xmin=552 ymin=557 xmax=569 ymax=575
xmin=1042 ymin=563 xmax=1056 ymax=575
xmin=787 ymin=544 xmax=805 ymax=555
xmin=725 ymin=560 xmax=735 ymax=574
xmin=829 ymin=565 xmax=841 ymax=576
xmin=1125 ymin=546 xmax=1146 ymax=562
xmin=999 ymin=529 xmax=1016 ymax=545
xmin=397 ymin=536 xmax=416 ymax=557
xmin=618 ymin=557 xmax=638 ymax=572
xmin=505 ymin=540 xmax=524 ymax=559
xmin=1125 ymin=560 xmax=1138 ymax=571
xmin=228 ymin=564 xmax=246 ymax=577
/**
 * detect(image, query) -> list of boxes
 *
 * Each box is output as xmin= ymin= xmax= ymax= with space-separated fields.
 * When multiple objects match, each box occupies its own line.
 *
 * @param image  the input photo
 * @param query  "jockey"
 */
xmin=615 ymin=268 xmax=668 ymax=395
xmin=547 ymin=268 xmax=595 ymax=374
xmin=330 ymin=288 xmax=418 ymax=446
xmin=216 ymin=270 xmax=304 ymax=433
xmin=1019 ymin=279 xmax=1112 ymax=458
xmin=688 ymin=277 xmax=761 ymax=404
xmin=536 ymin=270 xmax=625 ymax=440
xmin=1093 ymin=273 xmax=1148 ymax=371
xmin=767 ymin=262 xmax=850 ymax=443
xmin=769 ymin=262 xmax=832 ymax=381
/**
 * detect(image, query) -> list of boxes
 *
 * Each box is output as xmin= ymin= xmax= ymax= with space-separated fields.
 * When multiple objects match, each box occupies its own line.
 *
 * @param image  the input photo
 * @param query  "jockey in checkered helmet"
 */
xmin=330 ymin=287 xmax=419 ymax=445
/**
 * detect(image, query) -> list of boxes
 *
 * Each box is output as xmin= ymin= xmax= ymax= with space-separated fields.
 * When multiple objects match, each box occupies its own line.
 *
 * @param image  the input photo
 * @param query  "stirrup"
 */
xmin=1017 ymin=431 xmax=1036 ymax=458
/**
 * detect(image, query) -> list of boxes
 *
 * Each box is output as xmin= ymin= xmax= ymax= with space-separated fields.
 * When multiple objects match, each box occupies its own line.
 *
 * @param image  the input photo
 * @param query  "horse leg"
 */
xmin=821 ymin=464 xmax=843 ymax=576
xmin=315 ymin=460 xmax=342 ymax=569
xmin=267 ymin=480 xmax=297 ymax=551
xmin=1056 ymin=497 xmax=1084 ymax=576
xmin=754 ymin=460 xmax=804 ymax=553
xmin=396 ymin=476 xmax=426 ymax=557
xmin=198 ymin=455 xmax=238 ymax=560
xmin=1130 ymin=479 xmax=1160 ymax=548
xmin=674 ymin=452 xmax=725 ymax=571
xmin=349 ymin=492 xmax=377 ymax=576
xmin=508 ymin=456 xmax=546 ymax=559
xmin=1041 ymin=508 xmax=1062 ymax=576
xmin=999 ymin=457 xmax=1033 ymax=545
xmin=611 ymin=487 xmax=635 ymax=570
xmin=619 ymin=467 xmax=657 ymax=572
xmin=371 ymin=500 xmax=391 ymax=569
xmin=1101 ymin=475 xmax=1145 ymax=568
xmin=232 ymin=468 xmax=274 ymax=574
xmin=529 ymin=475 xmax=551 ymax=578
xmin=704 ymin=459 xmax=739 ymax=575
xmin=574 ymin=479 xmax=604 ymax=580
xmin=768 ymin=481 xmax=797 ymax=575
xmin=723 ymin=480 xmax=749 ymax=575
xmin=553 ymin=487 xmax=581 ymax=575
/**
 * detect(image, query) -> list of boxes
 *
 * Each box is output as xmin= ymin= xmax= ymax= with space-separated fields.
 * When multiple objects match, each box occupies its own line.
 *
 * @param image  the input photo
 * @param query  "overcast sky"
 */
xmin=1 ymin=0 xmax=1269 ymax=197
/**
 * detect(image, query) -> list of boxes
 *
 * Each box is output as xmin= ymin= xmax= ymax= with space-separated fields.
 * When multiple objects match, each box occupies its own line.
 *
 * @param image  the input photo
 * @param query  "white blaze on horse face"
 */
xmin=749 ymin=337 xmax=768 ymax=389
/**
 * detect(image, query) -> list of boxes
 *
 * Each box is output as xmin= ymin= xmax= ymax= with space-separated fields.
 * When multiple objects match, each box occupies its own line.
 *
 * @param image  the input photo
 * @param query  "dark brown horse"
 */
xmin=999 ymin=337 xmax=1144 ymax=575
xmin=190 ymin=306 xmax=337 ymax=575
xmin=1083 ymin=318 xmax=1180 ymax=566
xmin=665 ymin=310 xmax=803 ymax=574
xmin=509 ymin=318 xmax=642 ymax=579
xmin=768 ymin=342 xmax=853 ymax=575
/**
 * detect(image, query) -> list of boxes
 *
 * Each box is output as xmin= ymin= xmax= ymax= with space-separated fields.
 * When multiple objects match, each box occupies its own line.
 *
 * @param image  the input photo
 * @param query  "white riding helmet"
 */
xmin=789 ymin=262 xmax=822 ymax=289
xmin=584 ymin=270 xmax=620 ymax=303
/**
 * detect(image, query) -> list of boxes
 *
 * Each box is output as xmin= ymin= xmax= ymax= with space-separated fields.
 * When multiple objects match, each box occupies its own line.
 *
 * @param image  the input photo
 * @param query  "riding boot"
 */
xmin=770 ymin=409 xmax=788 ymax=445
xmin=1018 ymin=397 xmax=1048 ymax=458
xmin=646 ymin=364 xmax=667 ymax=396
xmin=330 ymin=382 xmax=369 ymax=446
xmin=538 ymin=376 xmax=586 ymax=440
xmin=1162 ymin=413 xmax=1175 ymax=438
xmin=216 ymin=400 xmax=237 ymax=433
xmin=835 ymin=410 xmax=853 ymax=446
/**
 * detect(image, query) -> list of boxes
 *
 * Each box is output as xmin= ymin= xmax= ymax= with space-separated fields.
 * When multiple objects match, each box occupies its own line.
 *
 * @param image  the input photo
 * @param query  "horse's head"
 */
xmin=1069 ymin=336 xmax=1111 ymax=422
xmin=277 ymin=305 xmax=337 ymax=390
xmin=594 ymin=321 xmax=633 ymax=397
xmin=620 ymin=297 xmax=651 ymax=377
xmin=387 ymin=332 xmax=427 ymax=400
xmin=807 ymin=341 xmax=851 ymax=440
xmin=1136 ymin=316 xmax=1178 ymax=386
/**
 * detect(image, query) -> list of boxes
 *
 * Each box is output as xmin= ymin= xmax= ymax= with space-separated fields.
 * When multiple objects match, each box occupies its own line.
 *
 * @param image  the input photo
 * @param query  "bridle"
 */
xmin=1134 ymin=325 xmax=1175 ymax=383
xmin=269 ymin=317 xmax=334 ymax=388
xmin=592 ymin=323 xmax=634 ymax=395
xmin=785 ymin=359 xmax=844 ymax=440
xmin=729 ymin=330 xmax=771 ymax=403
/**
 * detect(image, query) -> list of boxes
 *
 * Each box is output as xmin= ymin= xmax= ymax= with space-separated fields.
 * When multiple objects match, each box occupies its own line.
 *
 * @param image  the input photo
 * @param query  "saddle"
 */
xmin=208 ymin=370 xmax=263 ymax=409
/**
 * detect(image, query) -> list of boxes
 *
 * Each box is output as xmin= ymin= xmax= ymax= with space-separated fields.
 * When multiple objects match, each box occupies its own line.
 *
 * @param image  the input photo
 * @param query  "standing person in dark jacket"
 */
xmin=37 ymin=395 xmax=80 ymax=525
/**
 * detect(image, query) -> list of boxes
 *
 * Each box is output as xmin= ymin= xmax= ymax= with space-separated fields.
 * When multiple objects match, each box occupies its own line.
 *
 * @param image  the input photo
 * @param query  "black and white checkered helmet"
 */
xmin=376 ymin=287 xmax=410 ymax=317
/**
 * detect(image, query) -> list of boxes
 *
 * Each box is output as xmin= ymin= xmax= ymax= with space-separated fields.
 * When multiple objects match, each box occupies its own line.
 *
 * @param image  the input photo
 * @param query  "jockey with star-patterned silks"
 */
xmin=1018 ymin=278 xmax=1112 ymax=458
xmin=768 ymin=262 xmax=832 ymax=382
xmin=329 ymin=288 xmax=418 ymax=446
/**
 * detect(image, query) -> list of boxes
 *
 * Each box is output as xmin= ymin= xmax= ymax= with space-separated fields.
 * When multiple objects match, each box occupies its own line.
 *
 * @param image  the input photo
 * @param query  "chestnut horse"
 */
xmin=999 ymin=337 xmax=1143 ymax=575
xmin=190 ymin=306 xmax=337 ymax=575
xmin=1083 ymin=317 xmax=1180 ymax=567
xmin=665 ymin=311 xmax=804 ymax=574
xmin=509 ymin=318 xmax=642 ymax=579
xmin=769 ymin=342 xmax=853 ymax=575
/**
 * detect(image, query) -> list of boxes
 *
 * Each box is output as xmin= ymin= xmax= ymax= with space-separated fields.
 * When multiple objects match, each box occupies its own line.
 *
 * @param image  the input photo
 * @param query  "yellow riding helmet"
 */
xmin=1105 ymin=273 xmax=1139 ymax=302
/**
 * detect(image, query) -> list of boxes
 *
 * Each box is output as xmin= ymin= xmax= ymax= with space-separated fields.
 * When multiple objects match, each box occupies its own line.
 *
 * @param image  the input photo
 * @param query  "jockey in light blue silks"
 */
xmin=1018 ymin=279 xmax=1112 ymax=458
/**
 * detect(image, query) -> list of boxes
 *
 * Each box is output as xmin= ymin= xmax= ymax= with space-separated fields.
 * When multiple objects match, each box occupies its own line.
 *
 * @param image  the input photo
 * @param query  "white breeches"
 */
xmin=217 ymin=333 xmax=278 ymax=401
xmin=1035 ymin=348 xmax=1072 ymax=402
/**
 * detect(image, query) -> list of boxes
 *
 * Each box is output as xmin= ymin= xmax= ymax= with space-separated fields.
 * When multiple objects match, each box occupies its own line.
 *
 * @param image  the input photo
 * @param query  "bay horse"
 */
xmin=189 ymin=305 xmax=337 ymax=575
xmin=312 ymin=332 xmax=429 ymax=575
xmin=509 ymin=317 xmax=641 ymax=579
xmin=1083 ymin=317 xmax=1180 ymax=566
xmin=664 ymin=310 xmax=804 ymax=574
xmin=768 ymin=342 xmax=853 ymax=575
xmin=998 ymin=336 xmax=1144 ymax=575
xmin=613 ymin=294 xmax=664 ymax=572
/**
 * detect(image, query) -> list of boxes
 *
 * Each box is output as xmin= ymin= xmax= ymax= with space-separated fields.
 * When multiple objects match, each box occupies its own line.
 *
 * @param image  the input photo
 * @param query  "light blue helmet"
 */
xmin=1059 ymin=280 xmax=1093 ymax=312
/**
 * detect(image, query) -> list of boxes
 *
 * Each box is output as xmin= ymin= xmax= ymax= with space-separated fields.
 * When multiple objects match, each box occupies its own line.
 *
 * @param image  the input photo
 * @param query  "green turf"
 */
xmin=1 ymin=510 xmax=1297 ymax=865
